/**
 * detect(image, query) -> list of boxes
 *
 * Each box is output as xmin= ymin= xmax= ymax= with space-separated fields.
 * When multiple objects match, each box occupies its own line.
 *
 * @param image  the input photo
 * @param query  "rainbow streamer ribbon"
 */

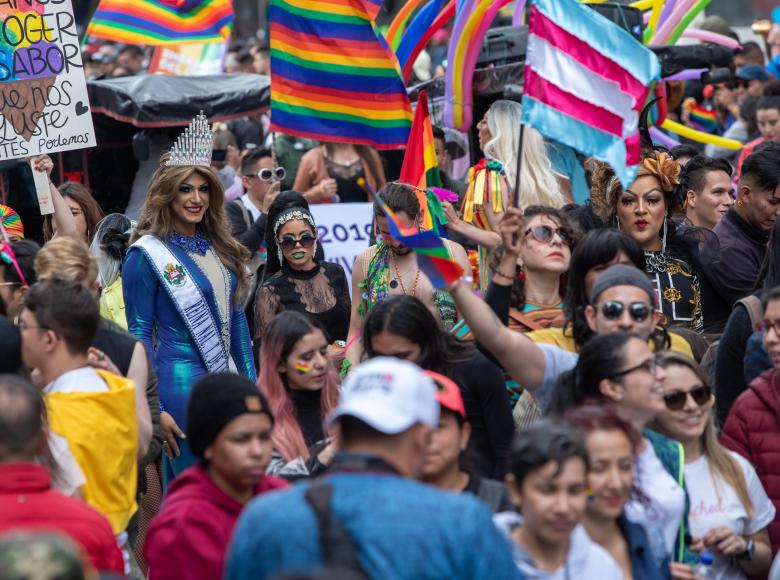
xmin=86 ymin=0 xmax=234 ymax=45
xmin=372 ymin=191 xmax=464 ymax=289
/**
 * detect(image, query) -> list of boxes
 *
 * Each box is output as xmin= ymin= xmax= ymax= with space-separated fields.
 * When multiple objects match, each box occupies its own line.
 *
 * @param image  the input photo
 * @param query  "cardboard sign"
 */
xmin=0 ymin=0 xmax=96 ymax=160
xmin=310 ymin=202 xmax=373 ymax=293
xmin=149 ymin=43 xmax=226 ymax=76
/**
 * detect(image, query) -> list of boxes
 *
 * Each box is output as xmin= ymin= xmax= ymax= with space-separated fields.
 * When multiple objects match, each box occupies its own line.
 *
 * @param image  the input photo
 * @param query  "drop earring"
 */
xmin=661 ymin=218 xmax=668 ymax=254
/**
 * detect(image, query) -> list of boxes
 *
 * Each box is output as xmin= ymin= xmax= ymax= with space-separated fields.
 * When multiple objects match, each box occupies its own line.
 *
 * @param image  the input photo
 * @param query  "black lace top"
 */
xmin=325 ymin=157 xmax=367 ymax=203
xmin=253 ymin=261 xmax=351 ymax=343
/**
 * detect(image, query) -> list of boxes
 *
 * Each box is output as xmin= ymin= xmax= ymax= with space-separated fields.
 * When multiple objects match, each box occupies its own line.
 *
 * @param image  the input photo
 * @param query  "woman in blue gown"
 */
xmin=123 ymin=117 xmax=255 ymax=483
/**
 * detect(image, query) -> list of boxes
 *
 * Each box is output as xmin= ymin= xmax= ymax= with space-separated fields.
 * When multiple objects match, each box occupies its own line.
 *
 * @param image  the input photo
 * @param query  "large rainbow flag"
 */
xmin=269 ymin=0 xmax=413 ymax=149
xmin=86 ymin=0 xmax=234 ymax=45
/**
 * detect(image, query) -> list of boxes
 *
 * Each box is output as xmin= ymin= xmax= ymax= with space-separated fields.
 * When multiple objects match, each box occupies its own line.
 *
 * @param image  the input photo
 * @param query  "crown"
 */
xmin=165 ymin=111 xmax=214 ymax=167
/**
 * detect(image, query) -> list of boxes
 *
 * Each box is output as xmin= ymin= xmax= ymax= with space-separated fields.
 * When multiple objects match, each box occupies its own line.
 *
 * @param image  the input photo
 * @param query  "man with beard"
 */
xmin=344 ymin=182 xmax=470 ymax=369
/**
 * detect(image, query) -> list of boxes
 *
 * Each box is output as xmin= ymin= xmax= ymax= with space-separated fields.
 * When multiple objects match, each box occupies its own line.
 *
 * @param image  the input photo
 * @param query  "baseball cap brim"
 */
xmin=325 ymin=405 xmax=418 ymax=434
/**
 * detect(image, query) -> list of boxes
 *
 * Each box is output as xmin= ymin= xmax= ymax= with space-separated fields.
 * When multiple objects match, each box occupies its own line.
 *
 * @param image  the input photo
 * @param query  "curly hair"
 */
xmin=131 ymin=155 xmax=249 ymax=303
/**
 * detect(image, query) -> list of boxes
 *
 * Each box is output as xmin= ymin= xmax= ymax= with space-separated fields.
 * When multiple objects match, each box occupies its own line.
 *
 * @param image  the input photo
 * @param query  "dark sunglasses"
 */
xmin=278 ymin=233 xmax=316 ymax=251
xmin=597 ymin=301 xmax=653 ymax=322
xmin=663 ymin=385 xmax=713 ymax=411
xmin=249 ymin=167 xmax=286 ymax=182
xmin=524 ymin=225 xmax=572 ymax=246
xmin=733 ymin=80 xmax=750 ymax=90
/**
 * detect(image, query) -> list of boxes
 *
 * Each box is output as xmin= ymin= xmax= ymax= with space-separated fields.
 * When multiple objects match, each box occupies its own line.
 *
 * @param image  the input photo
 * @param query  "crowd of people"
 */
xmin=3 ymin=8 xmax=780 ymax=580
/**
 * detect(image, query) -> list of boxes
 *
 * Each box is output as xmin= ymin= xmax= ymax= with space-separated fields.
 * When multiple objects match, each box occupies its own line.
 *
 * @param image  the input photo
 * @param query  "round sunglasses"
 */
xmin=248 ymin=167 xmax=286 ymax=182
xmin=596 ymin=301 xmax=653 ymax=322
xmin=278 ymin=233 xmax=316 ymax=251
xmin=524 ymin=224 xmax=572 ymax=246
xmin=663 ymin=385 xmax=713 ymax=411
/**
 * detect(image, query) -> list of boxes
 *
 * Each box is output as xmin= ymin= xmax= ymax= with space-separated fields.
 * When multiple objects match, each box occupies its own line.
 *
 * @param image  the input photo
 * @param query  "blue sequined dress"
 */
xmin=123 ymin=231 xmax=256 ymax=483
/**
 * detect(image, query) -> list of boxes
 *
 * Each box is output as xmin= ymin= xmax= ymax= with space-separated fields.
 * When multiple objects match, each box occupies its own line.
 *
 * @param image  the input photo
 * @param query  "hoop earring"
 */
xmin=615 ymin=215 xmax=620 ymax=230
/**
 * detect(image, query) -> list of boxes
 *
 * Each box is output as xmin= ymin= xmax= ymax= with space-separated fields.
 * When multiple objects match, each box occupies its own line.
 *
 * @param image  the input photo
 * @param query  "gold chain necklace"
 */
xmin=390 ymin=253 xmax=420 ymax=297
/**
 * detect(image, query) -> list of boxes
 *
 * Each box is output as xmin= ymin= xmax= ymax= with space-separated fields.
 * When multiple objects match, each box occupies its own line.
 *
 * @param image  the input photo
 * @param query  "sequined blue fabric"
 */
xmin=166 ymin=229 xmax=211 ymax=256
xmin=123 ymin=237 xmax=255 ymax=484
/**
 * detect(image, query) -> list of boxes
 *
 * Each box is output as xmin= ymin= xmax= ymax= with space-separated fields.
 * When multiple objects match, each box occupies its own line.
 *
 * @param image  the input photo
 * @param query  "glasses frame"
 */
xmin=611 ymin=357 xmax=656 ymax=379
xmin=252 ymin=166 xmax=287 ymax=182
xmin=277 ymin=233 xmax=317 ymax=252
xmin=597 ymin=300 xmax=653 ymax=323
xmin=761 ymin=318 xmax=780 ymax=336
xmin=663 ymin=384 xmax=713 ymax=412
xmin=523 ymin=224 xmax=572 ymax=246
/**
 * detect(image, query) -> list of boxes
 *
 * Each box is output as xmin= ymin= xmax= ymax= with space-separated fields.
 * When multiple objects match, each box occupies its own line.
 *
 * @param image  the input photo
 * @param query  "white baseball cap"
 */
xmin=326 ymin=357 xmax=439 ymax=434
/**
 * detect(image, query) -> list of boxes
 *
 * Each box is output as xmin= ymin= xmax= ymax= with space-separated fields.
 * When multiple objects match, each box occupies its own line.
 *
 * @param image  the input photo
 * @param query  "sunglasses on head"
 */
xmin=524 ymin=224 xmax=572 ymax=246
xmin=278 ymin=233 xmax=316 ymax=251
xmin=252 ymin=167 xmax=286 ymax=182
xmin=597 ymin=301 xmax=653 ymax=322
xmin=663 ymin=385 xmax=713 ymax=411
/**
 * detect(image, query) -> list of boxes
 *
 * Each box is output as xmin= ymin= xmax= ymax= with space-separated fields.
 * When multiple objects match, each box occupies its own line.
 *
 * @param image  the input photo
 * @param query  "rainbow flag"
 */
xmin=372 ymin=189 xmax=463 ymax=289
xmin=399 ymin=90 xmax=443 ymax=231
xmin=269 ymin=0 xmax=413 ymax=149
xmin=86 ymin=0 xmax=233 ymax=45
xmin=687 ymin=102 xmax=718 ymax=134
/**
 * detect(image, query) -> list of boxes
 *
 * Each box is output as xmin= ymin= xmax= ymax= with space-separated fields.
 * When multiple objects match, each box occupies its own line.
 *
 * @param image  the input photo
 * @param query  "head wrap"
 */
xmin=0 ymin=205 xmax=23 ymax=239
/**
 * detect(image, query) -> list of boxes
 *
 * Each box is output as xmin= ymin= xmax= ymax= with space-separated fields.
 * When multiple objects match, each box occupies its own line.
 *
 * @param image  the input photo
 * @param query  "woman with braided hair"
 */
xmin=589 ymin=151 xmax=705 ymax=332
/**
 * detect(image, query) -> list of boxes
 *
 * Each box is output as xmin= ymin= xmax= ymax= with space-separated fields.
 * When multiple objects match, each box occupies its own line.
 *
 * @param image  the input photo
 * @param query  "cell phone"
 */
xmin=212 ymin=149 xmax=227 ymax=162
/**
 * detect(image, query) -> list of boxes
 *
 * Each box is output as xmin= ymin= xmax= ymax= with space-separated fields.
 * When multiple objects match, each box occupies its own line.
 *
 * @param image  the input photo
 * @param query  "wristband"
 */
xmin=493 ymin=268 xmax=515 ymax=280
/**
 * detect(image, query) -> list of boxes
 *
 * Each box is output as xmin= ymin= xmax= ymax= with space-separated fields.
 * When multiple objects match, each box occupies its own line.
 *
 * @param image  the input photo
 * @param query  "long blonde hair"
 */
xmin=132 ymin=156 xmax=249 ymax=302
xmin=655 ymin=351 xmax=753 ymax=516
xmin=484 ymin=100 xmax=564 ymax=209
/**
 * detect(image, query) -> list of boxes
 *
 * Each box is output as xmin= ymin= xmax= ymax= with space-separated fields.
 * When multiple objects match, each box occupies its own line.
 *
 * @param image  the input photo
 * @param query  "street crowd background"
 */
xmin=3 ymin=0 xmax=780 ymax=579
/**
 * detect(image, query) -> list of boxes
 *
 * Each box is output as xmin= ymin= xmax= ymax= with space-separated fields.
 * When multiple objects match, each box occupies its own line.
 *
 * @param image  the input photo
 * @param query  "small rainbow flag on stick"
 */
xmin=398 ymin=90 xmax=443 ymax=232
xmin=367 ymin=181 xmax=464 ymax=289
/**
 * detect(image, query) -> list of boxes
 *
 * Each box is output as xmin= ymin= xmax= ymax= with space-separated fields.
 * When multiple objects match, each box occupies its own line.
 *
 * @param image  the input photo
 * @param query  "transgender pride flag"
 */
xmin=521 ymin=0 xmax=660 ymax=187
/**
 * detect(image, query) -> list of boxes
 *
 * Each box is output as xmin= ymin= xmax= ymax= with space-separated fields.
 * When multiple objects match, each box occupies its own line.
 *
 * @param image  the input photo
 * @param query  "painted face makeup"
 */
xmin=294 ymin=361 xmax=311 ymax=374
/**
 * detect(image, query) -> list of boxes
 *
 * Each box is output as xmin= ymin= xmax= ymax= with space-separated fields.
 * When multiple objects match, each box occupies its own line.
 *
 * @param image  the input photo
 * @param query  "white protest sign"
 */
xmin=0 ymin=0 xmax=96 ymax=160
xmin=310 ymin=202 xmax=373 ymax=293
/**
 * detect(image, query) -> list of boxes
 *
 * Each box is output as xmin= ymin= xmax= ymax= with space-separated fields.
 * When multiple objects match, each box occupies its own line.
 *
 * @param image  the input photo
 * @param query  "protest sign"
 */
xmin=310 ymin=202 xmax=373 ymax=293
xmin=0 ymin=0 xmax=96 ymax=160
xmin=149 ymin=43 xmax=226 ymax=76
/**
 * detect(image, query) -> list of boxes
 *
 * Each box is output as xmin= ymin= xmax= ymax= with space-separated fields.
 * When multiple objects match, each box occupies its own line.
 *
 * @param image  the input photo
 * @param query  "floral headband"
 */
xmin=273 ymin=208 xmax=316 ymax=237
xmin=635 ymin=151 xmax=681 ymax=193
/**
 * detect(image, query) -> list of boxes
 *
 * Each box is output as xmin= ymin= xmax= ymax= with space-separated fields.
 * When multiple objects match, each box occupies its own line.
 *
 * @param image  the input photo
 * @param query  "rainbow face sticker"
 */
xmin=294 ymin=361 xmax=311 ymax=375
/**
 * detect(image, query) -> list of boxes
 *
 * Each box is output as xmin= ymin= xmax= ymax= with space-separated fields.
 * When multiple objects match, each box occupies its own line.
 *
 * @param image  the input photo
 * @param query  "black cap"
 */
xmin=186 ymin=373 xmax=273 ymax=459
xmin=590 ymin=264 xmax=656 ymax=306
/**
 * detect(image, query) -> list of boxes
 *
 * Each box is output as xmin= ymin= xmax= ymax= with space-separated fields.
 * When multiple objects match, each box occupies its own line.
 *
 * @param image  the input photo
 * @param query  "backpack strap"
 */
xmin=237 ymin=198 xmax=252 ymax=229
xmin=304 ymin=480 xmax=368 ymax=578
xmin=737 ymin=295 xmax=762 ymax=331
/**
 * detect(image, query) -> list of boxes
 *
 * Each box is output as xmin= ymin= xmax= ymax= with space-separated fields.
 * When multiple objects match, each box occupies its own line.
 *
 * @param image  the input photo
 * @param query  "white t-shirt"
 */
xmin=45 ymin=366 xmax=109 ymax=395
xmin=685 ymin=452 xmax=775 ymax=580
xmin=625 ymin=442 xmax=687 ymax=565
xmin=47 ymin=431 xmax=86 ymax=496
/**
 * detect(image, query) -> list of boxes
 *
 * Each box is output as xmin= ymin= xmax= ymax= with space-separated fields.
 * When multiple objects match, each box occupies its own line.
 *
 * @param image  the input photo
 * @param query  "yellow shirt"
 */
xmin=46 ymin=369 xmax=138 ymax=534
xmin=99 ymin=277 xmax=128 ymax=331
xmin=527 ymin=326 xmax=694 ymax=358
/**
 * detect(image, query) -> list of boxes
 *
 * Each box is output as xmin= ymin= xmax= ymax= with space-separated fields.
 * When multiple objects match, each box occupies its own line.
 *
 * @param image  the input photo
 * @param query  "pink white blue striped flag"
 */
xmin=521 ymin=0 xmax=660 ymax=187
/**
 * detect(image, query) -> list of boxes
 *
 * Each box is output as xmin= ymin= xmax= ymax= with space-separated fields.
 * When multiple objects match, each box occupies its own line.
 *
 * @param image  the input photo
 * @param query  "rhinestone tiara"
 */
xmin=165 ymin=111 xmax=214 ymax=167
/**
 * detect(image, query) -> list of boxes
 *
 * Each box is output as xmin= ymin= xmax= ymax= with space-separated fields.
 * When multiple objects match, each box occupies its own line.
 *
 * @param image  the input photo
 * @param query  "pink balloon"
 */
xmin=682 ymin=28 xmax=741 ymax=49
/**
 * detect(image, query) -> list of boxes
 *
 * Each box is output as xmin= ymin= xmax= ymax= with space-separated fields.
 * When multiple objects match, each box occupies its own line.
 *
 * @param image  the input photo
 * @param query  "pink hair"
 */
xmin=257 ymin=312 xmax=340 ymax=461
